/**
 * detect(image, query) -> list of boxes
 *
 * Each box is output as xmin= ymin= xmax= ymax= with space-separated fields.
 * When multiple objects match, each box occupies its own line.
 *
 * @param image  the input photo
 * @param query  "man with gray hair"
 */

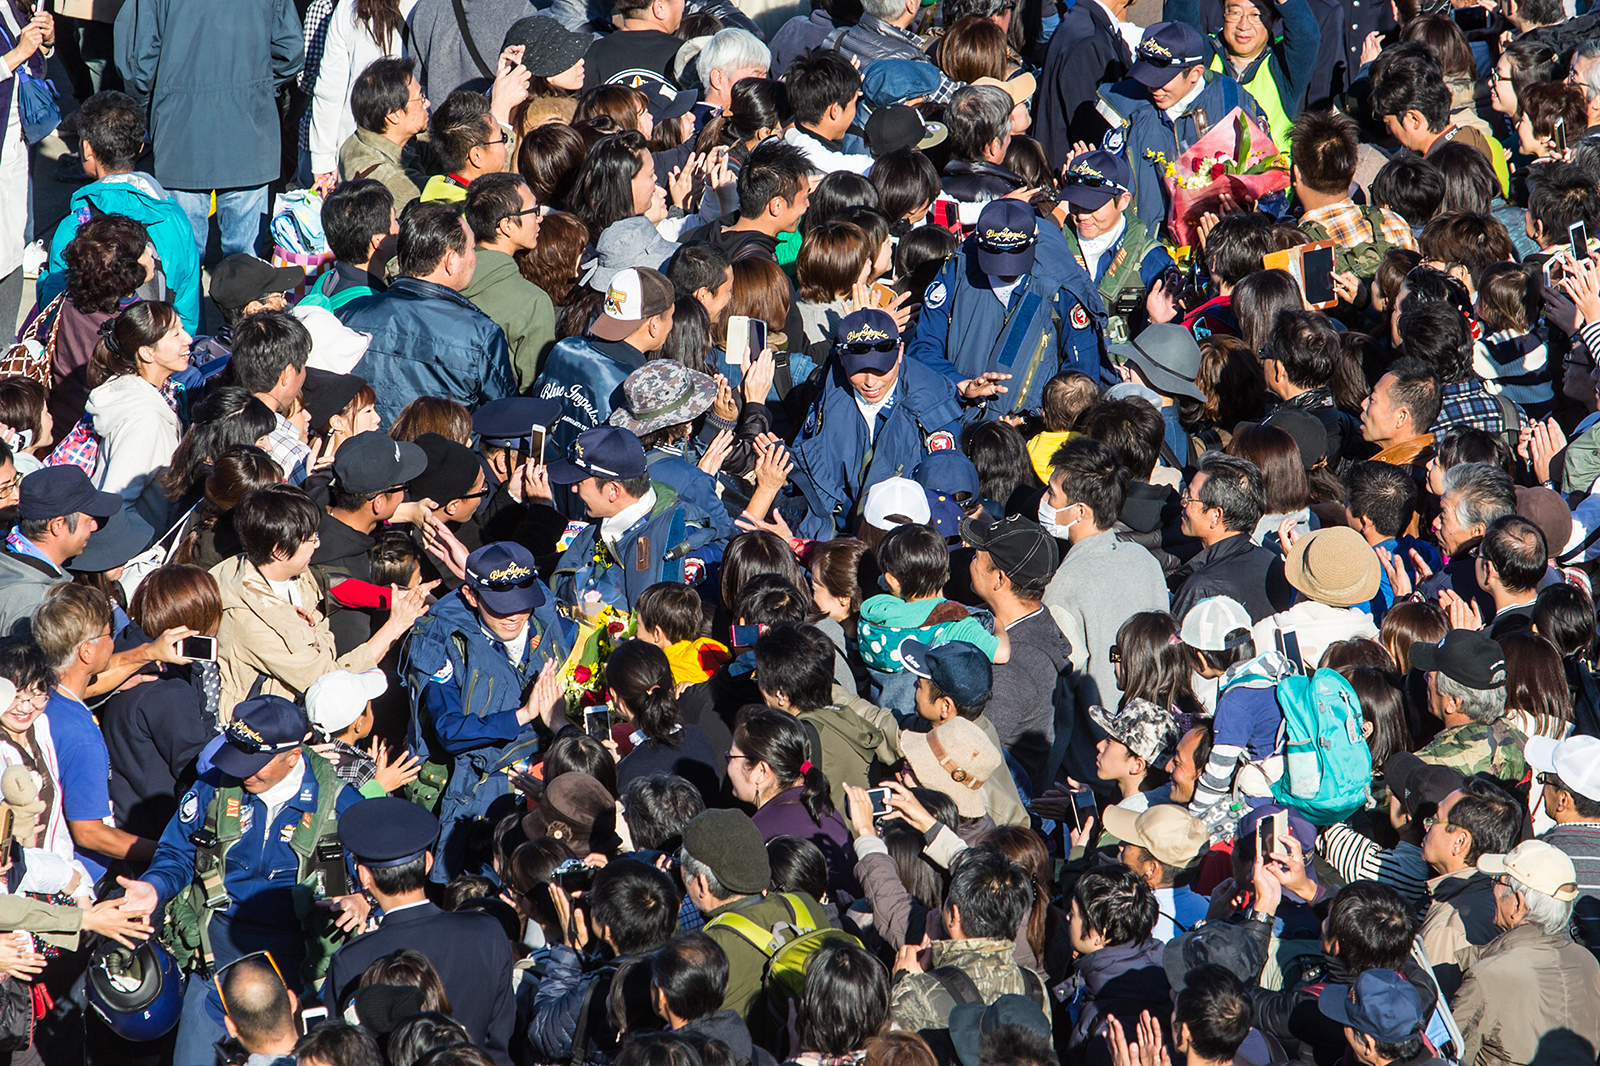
xmin=821 ymin=0 xmax=959 ymax=103
xmin=1570 ymin=39 xmax=1600 ymax=137
xmin=1415 ymin=460 xmax=1516 ymax=620
xmin=1173 ymin=452 xmax=1294 ymax=623
xmin=1454 ymin=840 xmax=1600 ymax=1066
xmin=941 ymin=85 xmax=1028 ymax=206
xmin=696 ymin=28 xmax=770 ymax=110
xmin=1413 ymin=628 xmax=1527 ymax=782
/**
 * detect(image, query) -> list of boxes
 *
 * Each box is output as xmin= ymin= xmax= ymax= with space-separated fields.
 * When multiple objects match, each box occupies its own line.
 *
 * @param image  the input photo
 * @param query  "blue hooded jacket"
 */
xmin=38 ymin=172 xmax=202 ymax=333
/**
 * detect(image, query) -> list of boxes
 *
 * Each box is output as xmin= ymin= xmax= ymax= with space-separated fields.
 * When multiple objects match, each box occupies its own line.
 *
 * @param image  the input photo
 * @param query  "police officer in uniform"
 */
xmin=906 ymin=199 xmax=1108 ymax=409
xmin=471 ymin=396 xmax=569 ymax=556
xmin=788 ymin=309 xmax=964 ymax=538
xmin=324 ymin=798 xmax=516 ymax=1064
xmin=1058 ymin=150 xmax=1174 ymax=348
xmin=117 ymin=697 xmax=367 ymax=1066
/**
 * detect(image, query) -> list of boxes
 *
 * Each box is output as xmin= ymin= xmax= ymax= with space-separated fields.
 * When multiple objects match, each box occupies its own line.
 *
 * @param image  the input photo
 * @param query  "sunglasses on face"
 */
xmin=1108 ymin=645 xmax=1122 ymax=664
xmin=838 ymin=339 xmax=898 ymax=355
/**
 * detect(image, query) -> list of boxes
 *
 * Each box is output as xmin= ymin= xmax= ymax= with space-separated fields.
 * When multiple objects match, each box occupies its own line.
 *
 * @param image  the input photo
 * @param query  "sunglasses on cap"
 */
xmin=222 ymin=726 xmax=296 ymax=756
xmin=474 ymin=571 xmax=540 ymax=592
xmin=1136 ymin=49 xmax=1202 ymax=67
xmin=838 ymin=338 xmax=899 ymax=355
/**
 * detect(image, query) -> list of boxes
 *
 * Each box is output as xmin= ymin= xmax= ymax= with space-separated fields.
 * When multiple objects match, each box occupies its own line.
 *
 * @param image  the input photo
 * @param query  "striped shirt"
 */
xmin=1319 ymin=821 xmax=1431 ymax=909
xmin=1476 ymin=329 xmax=1555 ymax=421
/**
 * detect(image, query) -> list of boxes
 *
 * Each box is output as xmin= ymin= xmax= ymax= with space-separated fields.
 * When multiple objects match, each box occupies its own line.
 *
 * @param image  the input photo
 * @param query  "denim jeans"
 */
xmin=171 ymin=186 xmax=269 ymax=260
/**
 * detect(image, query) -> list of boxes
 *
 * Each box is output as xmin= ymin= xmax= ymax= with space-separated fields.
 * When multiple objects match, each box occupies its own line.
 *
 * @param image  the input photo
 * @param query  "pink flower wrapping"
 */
xmin=1161 ymin=108 xmax=1290 ymax=249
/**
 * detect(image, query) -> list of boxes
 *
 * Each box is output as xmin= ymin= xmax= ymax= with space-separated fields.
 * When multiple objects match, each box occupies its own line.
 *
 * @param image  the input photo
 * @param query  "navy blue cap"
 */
xmin=212 ymin=696 xmax=308 ymax=779
xmin=900 ymin=638 xmax=992 ymax=707
xmin=860 ymin=58 xmax=945 ymax=108
xmin=1129 ymin=22 xmax=1208 ymax=87
xmin=834 ymin=310 xmax=901 ymax=375
xmin=926 ymin=488 xmax=964 ymax=538
xmin=950 ymin=995 xmax=1050 ymax=1066
xmin=473 ymin=397 xmax=563 ymax=450
xmin=17 ymin=466 xmax=120 ymax=522
xmin=333 ymin=432 xmax=428 ymax=496
xmin=1062 ymin=149 xmax=1132 ymax=212
xmin=465 ymin=542 xmax=547 ymax=614
xmin=546 ymin=426 xmax=649 ymax=485
xmin=66 ymin=508 xmax=153 ymax=573
xmin=341 ymin=796 xmax=441 ymax=868
xmin=913 ymin=451 xmax=981 ymax=503
xmin=974 ymin=200 xmax=1038 ymax=276
xmin=1318 ymin=969 xmax=1425 ymax=1043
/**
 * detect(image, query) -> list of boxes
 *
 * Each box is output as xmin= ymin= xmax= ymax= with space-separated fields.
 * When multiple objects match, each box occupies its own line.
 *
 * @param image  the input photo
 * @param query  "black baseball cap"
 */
xmin=1409 ymin=629 xmax=1507 ymax=689
xmin=209 ymin=254 xmax=305 ymax=312
xmin=332 ymin=432 xmax=428 ymax=496
xmin=410 ymin=433 xmax=482 ymax=504
xmin=864 ymin=104 xmax=948 ymax=157
xmin=211 ymin=696 xmax=308 ymax=779
xmin=1384 ymin=752 xmax=1463 ymax=821
xmin=960 ymin=515 xmax=1059 ymax=588
xmin=17 ymin=467 xmax=120 ymax=522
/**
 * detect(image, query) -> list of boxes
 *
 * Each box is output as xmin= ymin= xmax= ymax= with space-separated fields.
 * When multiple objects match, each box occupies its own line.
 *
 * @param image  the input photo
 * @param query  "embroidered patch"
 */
xmin=429 ymin=659 xmax=454 ymax=684
xmin=1103 ymin=127 xmax=1125 ymax=154
xmin=684 ymin=558 xmax=705 ymax=584
xmin=279 ymin=823 xmax=296 ymax=843
xmin=927 ymin=431 xmax=956 ymax=451
xmin=924 ymin=280 xmax=948 ymax=309
xmin=1069 ymin=304 xmax=1090 ymax=330
xmin=239 ymin=806 xmax=254 ymax=834
xmin=180 ymin=791 xmax=198 ymax=824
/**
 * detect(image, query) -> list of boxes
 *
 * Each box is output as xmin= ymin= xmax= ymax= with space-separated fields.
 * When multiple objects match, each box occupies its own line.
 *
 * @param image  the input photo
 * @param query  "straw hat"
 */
xmin=1284 ymin=526 xmax=1380 ymax=608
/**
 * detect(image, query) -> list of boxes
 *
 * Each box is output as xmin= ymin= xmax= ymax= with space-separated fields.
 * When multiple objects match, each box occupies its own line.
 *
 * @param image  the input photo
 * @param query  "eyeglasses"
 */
xmin=1422 ymin=817 xmax=1462 ymax=832
xmin=1222 ymin=5 xmax=1264 ymax=23
xmin=457 ymin=488 xmax=494 ymax=501
xmin=504 ymin=205 xmax=542 ymax=221
xmin=213 ymin=951 xmax=285 ymax=1018
xmin=724 ymin=751 xmax=755 ymax=764
xmin=477 ymin=134 xmax=509 ymax=148
xmin=1108 ymin=645 xmax=1122 ymax=664
xmin=5 ymin=691 xmax=47 ymax=714
xmin=837 ymin=339 xmax=898 ymax=355
xmin=1539 ymin=771 xmax=1561 ymax=788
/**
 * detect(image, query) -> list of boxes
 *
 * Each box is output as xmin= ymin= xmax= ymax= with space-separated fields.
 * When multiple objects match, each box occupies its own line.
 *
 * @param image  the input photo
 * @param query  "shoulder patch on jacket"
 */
xmin=429 ymin=659 xmax=454 ymax=685
xmin=180 ymin=789 xmax=199 ymax=825
xmin=925 ymin=279 xmax=948 ymax=309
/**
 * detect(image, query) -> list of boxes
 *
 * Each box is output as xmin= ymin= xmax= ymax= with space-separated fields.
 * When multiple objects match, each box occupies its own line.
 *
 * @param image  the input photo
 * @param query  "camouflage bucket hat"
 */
xmin=609 ymin=360 xmax=719 ymax=436
xmin=1088 ymin=698 xmax=1180 ymax=764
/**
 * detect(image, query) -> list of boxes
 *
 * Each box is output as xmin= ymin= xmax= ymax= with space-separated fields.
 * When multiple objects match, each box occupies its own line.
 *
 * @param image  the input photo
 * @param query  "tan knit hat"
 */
xmin=1284 ymin=526 xmax=1381 ymax=608
xmin=902 ymin=718 xmax=1001 ymax=818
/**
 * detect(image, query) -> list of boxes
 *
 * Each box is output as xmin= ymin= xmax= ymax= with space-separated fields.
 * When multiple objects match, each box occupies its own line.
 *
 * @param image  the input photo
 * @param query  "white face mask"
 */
xmin=1038 ymin=497 xmax=1078 ymax=540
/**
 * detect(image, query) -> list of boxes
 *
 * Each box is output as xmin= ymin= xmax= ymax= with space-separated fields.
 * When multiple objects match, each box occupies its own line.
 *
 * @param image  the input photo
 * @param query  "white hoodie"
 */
xmin=85 ymin=375 xmax=180 ymax=529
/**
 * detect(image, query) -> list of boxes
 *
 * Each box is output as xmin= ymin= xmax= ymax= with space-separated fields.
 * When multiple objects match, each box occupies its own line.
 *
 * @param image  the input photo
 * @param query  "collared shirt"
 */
xmin=263 ymin=413 xmax=311 ymax=485
xmin=986 ymin=274 xmax=1026 ymax=308
xmin=257 ymin=758 xmax=307 ymax=828
xmin=1163 ymin=79 xmax=1207 ymax=123
xmin=1077 ymin=215 xmax=1126 ymax=280
xmin=1300 ymin=200 xmax=1418 ymax=252
xmin=481 ymin=621 xmax=531 ymax=666
xmin=322 ymin=738 xmax=378 ymax=791
xmin=855 ymin=392 xmax=895 ymax=441
xmin=602 ymin=490 xmax=656 ymax=547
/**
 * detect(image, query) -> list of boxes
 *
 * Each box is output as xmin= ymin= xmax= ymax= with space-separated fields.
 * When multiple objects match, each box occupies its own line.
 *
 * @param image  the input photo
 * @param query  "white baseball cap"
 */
xmin=1179 ymin=596 xmax=1254 ymax=652
xmin=305 ymin=669 xmax=389 ymax=735
xmin=1478 ymin=840 xmax=1580 ymax=902
xmin=1526 ymin=734 xmax=1600 ymax=803
xmin=864 ymin=476 xmax=931 ymax=531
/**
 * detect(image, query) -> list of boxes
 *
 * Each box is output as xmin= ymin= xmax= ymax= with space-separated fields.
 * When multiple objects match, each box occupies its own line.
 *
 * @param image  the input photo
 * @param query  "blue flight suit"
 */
xmin=787 ymin=356 xmax=963 ymax=537
xmin=139 ymin=756 xmax=363 ymax=1066
xmin=405 ymin=587 xmax=570 ymax=882
xmin=552 ymin=481 xmax=721 ymax=613
xmin=1101 ymin=72 xmax=1269 ymax=236
xmin=905 ymin=225 xmax=1108 ymax=409
xmin=644 ymin=449 xmax=735 ymax=543
xmin=534 ymin=337 xmax=646 ymax=457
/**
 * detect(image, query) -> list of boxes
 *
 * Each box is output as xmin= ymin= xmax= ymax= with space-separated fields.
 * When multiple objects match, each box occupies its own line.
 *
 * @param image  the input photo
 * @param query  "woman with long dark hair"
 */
xmin=169 ymin=446 xmax=282 ymax=569
xmin=1534 ymin=582 xmax=1600 ymax=737
xmin=604 ymin=640 xmax=723 ymax=806
xmin=791 ymin=940 xmax=889 ymax=1066
xmin=573 ymin=130 xmax=687 ymax=243
xmin=1500 ymin=629 xmax=1573 ymax=740
xmin=308 ymin=0 xmax=416 ymax=187
xmin=158 ymin=386 xmax=279 ymax=510
xmin=85 ymin=301 xmax=191 ymax=526
xmin=694 ymin=78 xmax=790 ymax=166
xmin=1113 ymin=612 xmax=1203 ymax=725
xmin=727 ymin=708 xmax=856 ymax=896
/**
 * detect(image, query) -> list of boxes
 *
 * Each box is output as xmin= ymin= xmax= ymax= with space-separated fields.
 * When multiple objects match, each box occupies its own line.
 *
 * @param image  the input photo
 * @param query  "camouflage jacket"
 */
xmin=1415 ymin=718 xmax=1528 ymax=783
xmin=890 ymin=937 xmax=1051 ymax=1033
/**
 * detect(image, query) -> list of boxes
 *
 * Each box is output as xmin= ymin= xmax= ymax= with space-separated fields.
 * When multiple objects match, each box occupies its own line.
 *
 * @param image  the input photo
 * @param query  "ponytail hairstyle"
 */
xmin=695 ymin=77 xmax=790 ymax=153
xmin=89 ymin=301 xmax=180 ymax=388
xmin=604 ymin=640 xmax=683 ymax=745
xmin=733 ymin=707 xmax=834 ymax=826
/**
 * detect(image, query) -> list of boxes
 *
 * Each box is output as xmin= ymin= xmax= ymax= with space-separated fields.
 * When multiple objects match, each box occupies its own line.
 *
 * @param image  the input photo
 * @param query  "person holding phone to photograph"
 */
xmin=1516 ymin=82 xmax=1588 ymax=161
xmin=465 ymin=397 xmax=571 ymax=560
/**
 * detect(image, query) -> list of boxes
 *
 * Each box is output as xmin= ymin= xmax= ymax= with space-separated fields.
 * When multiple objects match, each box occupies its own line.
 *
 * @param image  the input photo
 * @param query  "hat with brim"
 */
xmin=465 ymin=542 xmax=546 ymax=614
xmin=973 ymin=200 xmax=1038 ymax=277
xmin=1127 ymin=23 xmax=1209 ymax=88
xmin=902 ymin=720 xmax=999 ymax=818
xmin=210 ymin=696 xmax=307 ymax=779
xmin=65 ymin=508 xmax=153 ymax=574
xmin=589 ymin=265 xmax=675 ymax=342
xmin=1110 ymin=323 xmax=1207 ymax=401
xmin=1477 ymin=839 xmax=1581 ymax=902
xmin=609 ymin=361 xmax=719 ymax=435
xmin=972 ymin=74 xmax=1036 ymax=108
xmin=209 ymin=255 xmax=307 ymax=312
xmin=520 ymin=772 xmax=619 ymax=855
xmin=1283 ymin=526 xmax=1381 ymax=607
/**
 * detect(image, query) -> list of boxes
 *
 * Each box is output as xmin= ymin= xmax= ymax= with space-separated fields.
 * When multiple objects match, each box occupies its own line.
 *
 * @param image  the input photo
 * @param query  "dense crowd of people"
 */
xmin=7 ymin=0 xmax=1600 ymax=1064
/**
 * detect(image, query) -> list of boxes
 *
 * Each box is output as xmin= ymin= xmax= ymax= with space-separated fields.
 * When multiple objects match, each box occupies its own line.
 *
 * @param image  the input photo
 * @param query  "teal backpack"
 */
xmin=1268 ymin=667 xmax=1372 ymax=825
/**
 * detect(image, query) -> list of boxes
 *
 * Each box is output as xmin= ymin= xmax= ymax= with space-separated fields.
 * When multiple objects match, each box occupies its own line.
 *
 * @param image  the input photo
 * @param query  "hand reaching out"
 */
xmin=743 ymin=348 xmax=777 ymax=404
xmin=372 ymin=739 xmax=422 ymax=794
xmin=751 ymin=438 xmax=794 ymax=492
xmin=842 ymin=783 xmax=878 ymax=838
xmin=1560 ymin=256 xmax=1600 ymax=328
xmin=0 ymin=934 xmax=43 ymax=981
xmin=957 ymin=371 xmax=1011 ymax=400
xmin=387 ymin=581 xmax=438 ymax=629
xmin=1145 ymin=278 xmax=1181 ymax=323
xmin=668 ymin=157 xmax=697 ymax=208
xmin=711 ymin=375 xmax=739 ymax=422
xmin=1523 ymin=416 xmax=1568 ymax=484
xmin=520 ymin=659 xmax=565 ymax=730
xmin=1360 ymin=29 xmax=1384 ymax=64
xmin=421 ymin=515 xmax=470 ymax=582
xmin=1375 ymin=545 xmax=1413 ymax=600
xmin=697 ymin=429 xmax=736 ymax=477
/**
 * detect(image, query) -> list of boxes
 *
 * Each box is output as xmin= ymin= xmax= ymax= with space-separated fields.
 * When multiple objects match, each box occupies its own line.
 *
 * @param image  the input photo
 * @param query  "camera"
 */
xmin=553 ymin=858 xmax=595 ymax=893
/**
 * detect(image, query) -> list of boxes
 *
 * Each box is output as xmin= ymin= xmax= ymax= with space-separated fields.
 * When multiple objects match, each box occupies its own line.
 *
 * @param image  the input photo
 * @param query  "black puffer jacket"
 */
xmin=940 ymin=159 xmax=1028 ymax=205
xmin=681 ymin=1010 xmax=778 ymax=1066
xmin=827 ymin=14 xmax=926 ymax=64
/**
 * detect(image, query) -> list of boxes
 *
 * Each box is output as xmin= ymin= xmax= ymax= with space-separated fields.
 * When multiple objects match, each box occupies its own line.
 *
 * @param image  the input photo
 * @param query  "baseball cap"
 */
xmin=902 ymin=718 xmax=1002 ymax=817
xmin=834 ymin=310 xmax=901 ymax=375
xmin=610 ymin=361 xmax=718 ymax=436
xmin=209 ymin=254 xmax=305 ymax=312
xmin=211 ymin=696 xmax=308 ymax=779
xmin=305 ymin=669 xmax=389 ymax=735
xmin=865 ymin=104 xmax=948 ymax=157
xmin=973 ymin=199 xmax=1037 ymax=276
xmin=637 ymin=78 xmax=699 ymax=123
xmin=864 ymin=476 xmax=931 ymax=530
xmin=1409 ymin=629 xmax=1506 ymax=689
xmin=860 ymin=59 xmax=945 ymax=107
xmin=333 ymin=431 xmax=428 ymax=496
xmin=1089 ymin=698 xmax=1179 ymax=763
xmin=1179 ymin=596 xmax=1254 ymax=652
xmin=503 ymin=15 xmax=588 ymax=78
xmin=65 ymin=508 xmax=153 ymax=574
xmin=1062 ymin=150 xmax=1131 ymax=212
xmin=1102 ymin=803 xmax=1210 ymax=869
xmin=1128 ymin=22 xmax=1208 ymax=88
xmin=1525 ymin=734 xmax=1600 ymax=803
xmin=972 ymin=74 xmax=1037 ymax=108
xmin=464 ymin=542 xmax=547 ymax=614
xmin=583 ymin=216 xmax=682 ymax=293
xmin=546 ymin=426 xmax=649 ymax=485
xmin=473 ymin=396 xmax=564 ymax=452
xmin=1261 ymin=408 xmax=1329 ymax=470
xmin=410 ymin=433 xmax=482 ymax=505
xmin=913 ymin=451 xmax=981 ymax=503
xmin=591 ymin=267 xmax=675 ymax=342
xmin=960 ymin=514 xmax=1058 ymax=588
xmin=17 ymin=466 xmax=120 ymax=522
xmin=1383 ymin=752 xmax=1463 ymax=821
xmin=1477 ymin=840 xmax=1580 ymax=901
xmin=1318 ymin=970 xmax=1425 ymax=1044
xmin=900 ymin=638 xmax=992 ymax=707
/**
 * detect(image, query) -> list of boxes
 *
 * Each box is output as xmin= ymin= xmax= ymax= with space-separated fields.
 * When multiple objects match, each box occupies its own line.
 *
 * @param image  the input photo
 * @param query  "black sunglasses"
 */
xmin=1063 ymin=172 xmax=1122 ymax=190
xmin=479 ymin=573 xmax=539 ymax=592
xmin=838 ymin=339 xmax=898 ymax=355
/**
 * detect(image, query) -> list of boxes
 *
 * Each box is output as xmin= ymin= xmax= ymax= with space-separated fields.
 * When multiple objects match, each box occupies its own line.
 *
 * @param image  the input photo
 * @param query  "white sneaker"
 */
xmin=21 ymin=239 xmax=47 ymax=280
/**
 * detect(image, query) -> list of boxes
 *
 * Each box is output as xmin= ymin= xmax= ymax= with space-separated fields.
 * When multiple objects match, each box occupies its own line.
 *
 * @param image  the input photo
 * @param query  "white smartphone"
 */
xmin=528 ymin=424 xmax=547 ymax=466
xmin=180 ymin=635 xmax=217 ymax=662
xmin=584 ymin=706 xmax=609 ymax=742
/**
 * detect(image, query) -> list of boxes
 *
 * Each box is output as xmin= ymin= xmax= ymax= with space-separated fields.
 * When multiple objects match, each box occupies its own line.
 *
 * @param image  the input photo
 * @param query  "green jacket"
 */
xmin=337 ymin=127 xmax=424 ymax=208
xmin=460 ymin=248 xmax=558 ymax=392
xmin=1416 ymin=717 xmax=1528 ymax=783
xmin=890 ymin=937 xmax=1052 ymax=1032
xmin=796 ymin=703 xmax=887 ymax=815
xmin=703 ymin=890 xmax=831 ymax=1025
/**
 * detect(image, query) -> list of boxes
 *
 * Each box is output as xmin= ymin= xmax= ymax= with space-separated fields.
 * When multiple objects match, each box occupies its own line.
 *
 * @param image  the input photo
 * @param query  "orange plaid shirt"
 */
xmin=1301 ymin=201 xmax=1418 ymax=253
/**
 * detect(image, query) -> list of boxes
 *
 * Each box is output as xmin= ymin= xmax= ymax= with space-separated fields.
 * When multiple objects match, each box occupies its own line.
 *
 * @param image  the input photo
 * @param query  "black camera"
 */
xmin=553 ymin=859 xmax=595 ymax=893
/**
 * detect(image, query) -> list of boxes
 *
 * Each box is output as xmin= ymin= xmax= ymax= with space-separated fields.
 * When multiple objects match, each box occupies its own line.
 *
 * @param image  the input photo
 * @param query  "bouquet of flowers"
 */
xmin=1149 ymin=108 xmax=1289 ymax=249
xmin=559 ymin=592 xmax=635 ymax=717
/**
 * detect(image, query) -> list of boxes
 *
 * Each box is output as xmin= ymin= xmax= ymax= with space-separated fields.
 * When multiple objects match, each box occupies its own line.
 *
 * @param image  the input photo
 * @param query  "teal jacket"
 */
xmin=38 ymin=172 xmax=202 ymax=333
